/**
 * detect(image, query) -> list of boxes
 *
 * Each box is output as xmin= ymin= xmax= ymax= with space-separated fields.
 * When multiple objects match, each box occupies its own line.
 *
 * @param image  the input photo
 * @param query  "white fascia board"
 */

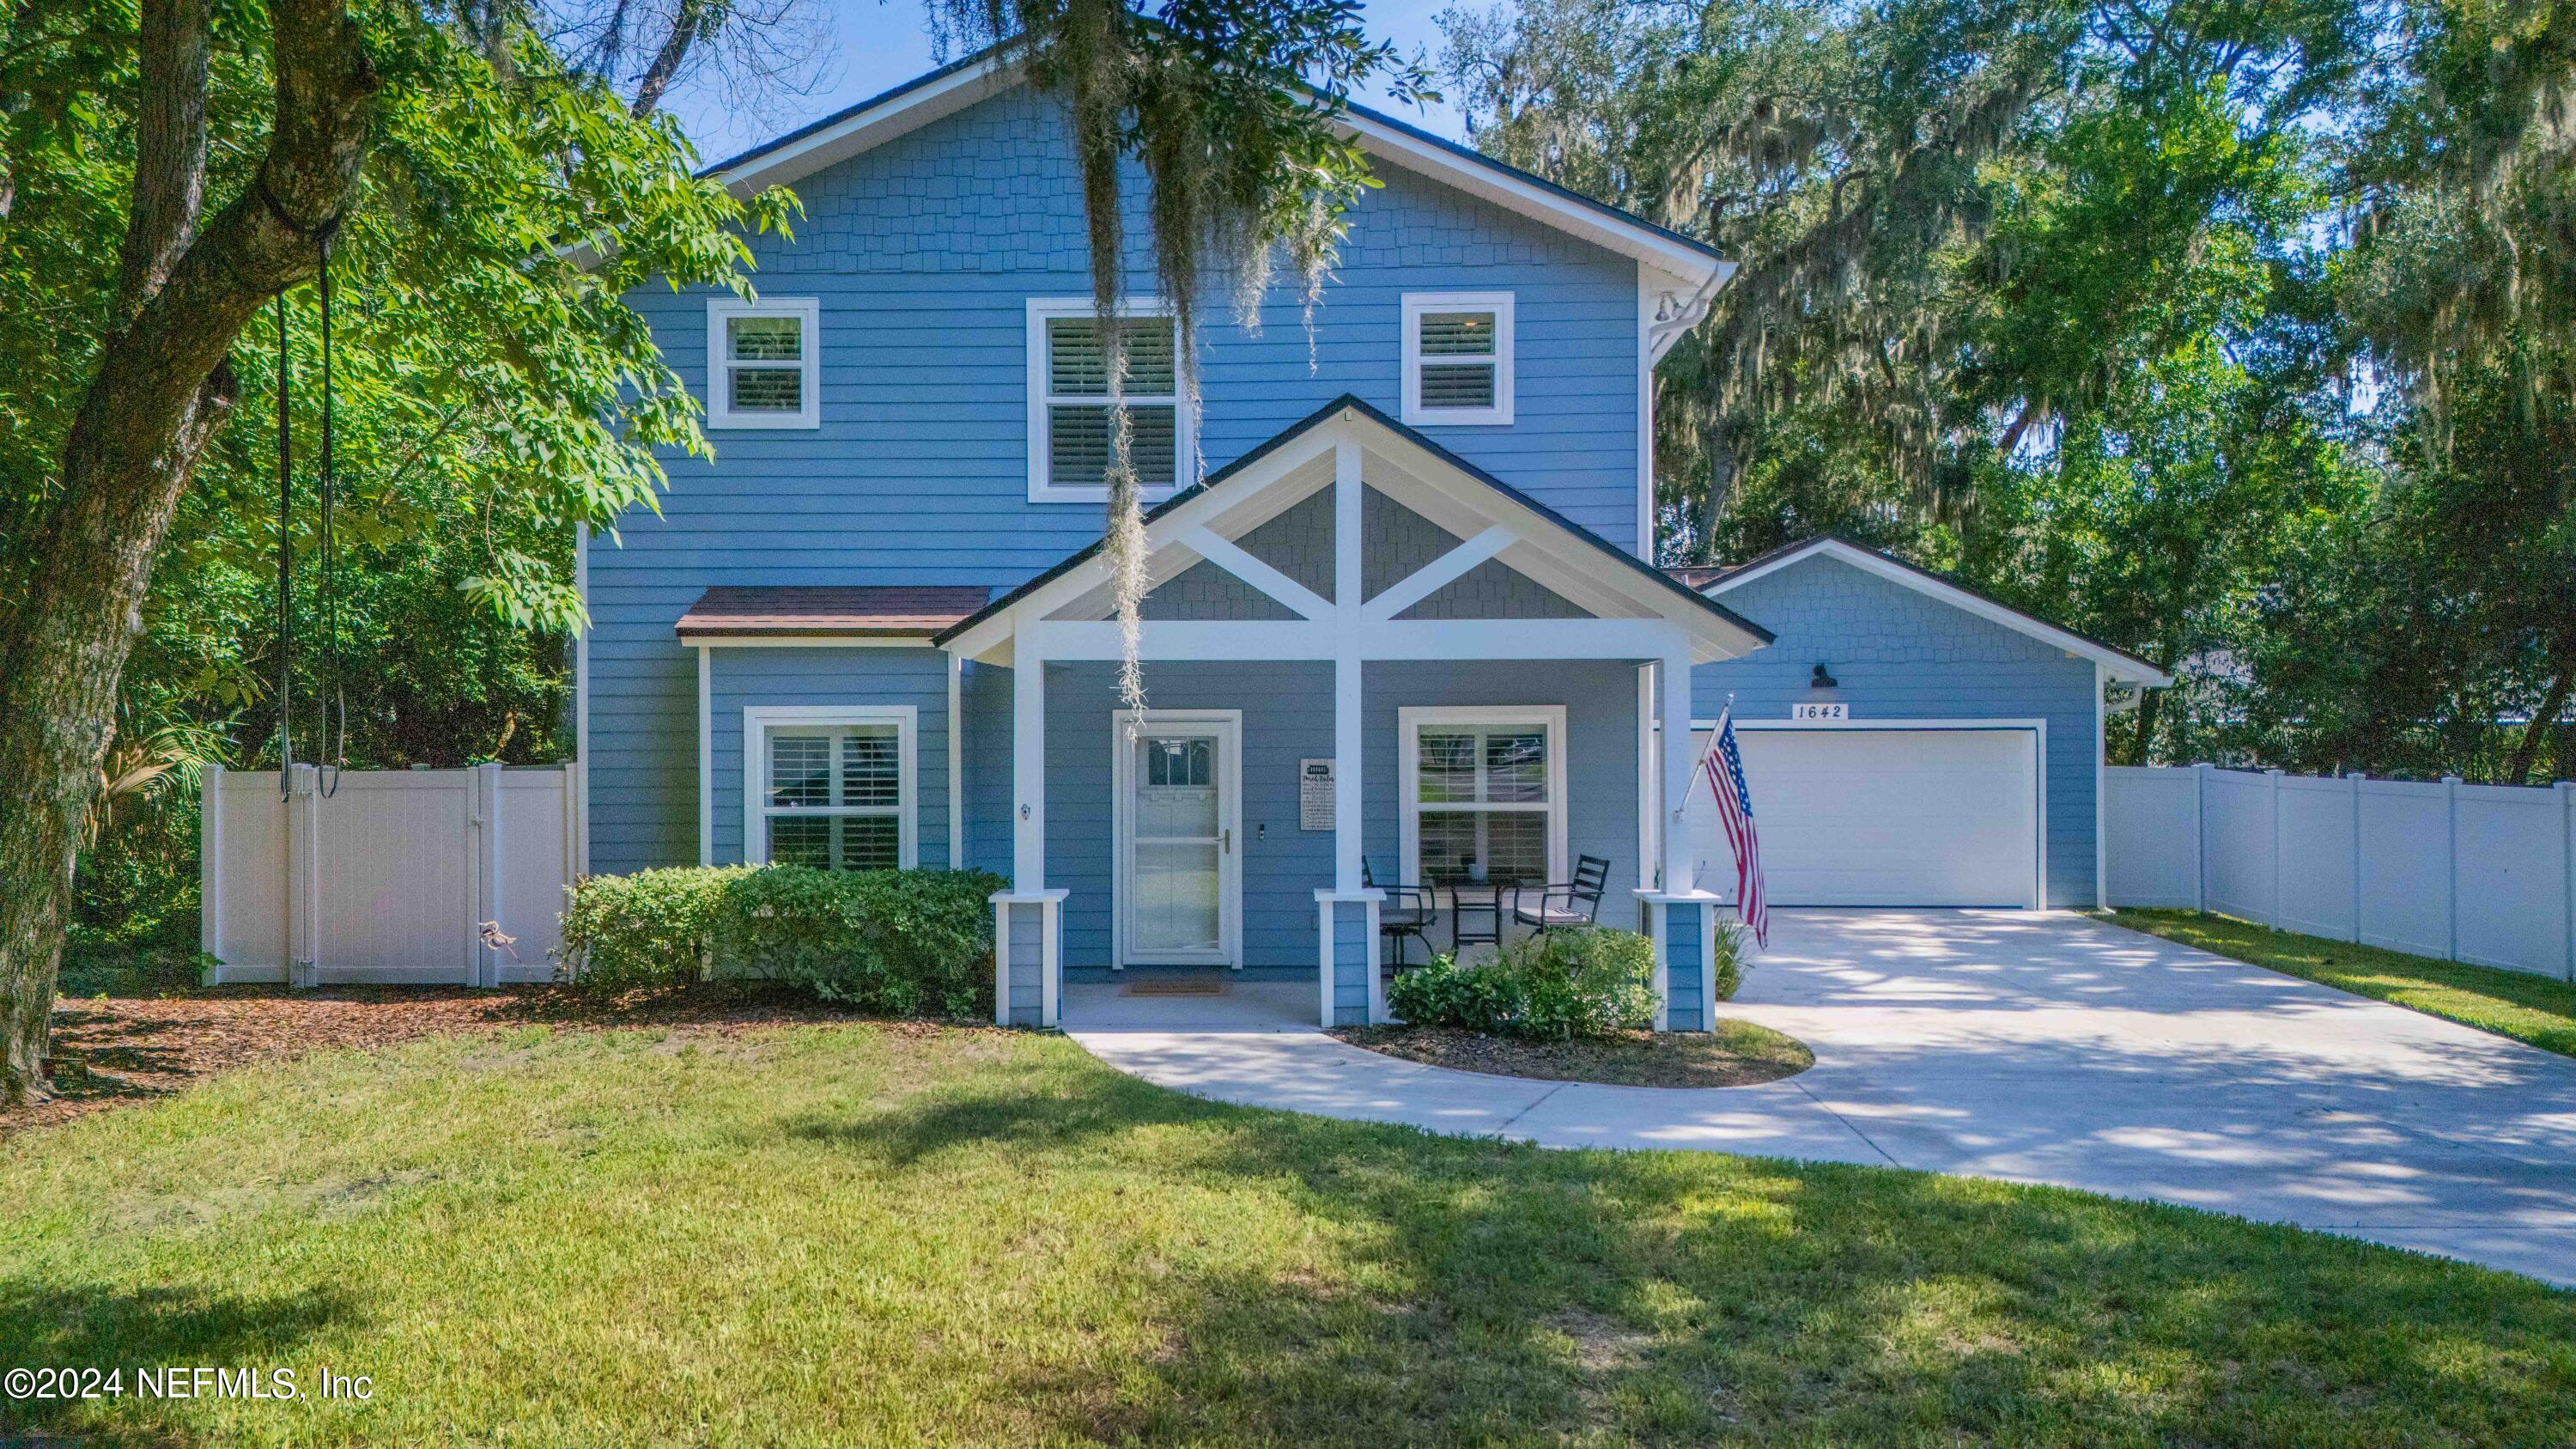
xmin=710 ymin=58 xmax=1015 ymax=198
xmin=952 ymin=411 xmax=1764 ymax=662
xmin=1340 ymin=111 xmax=1728 ymax=286
xmin=945 ymin=429 xmax=1341 ymax=656
xmin=1700 ymin=538 xmax=2175 ymax=686
xmin=1348 ymin=418 xmax=1768 ymax=661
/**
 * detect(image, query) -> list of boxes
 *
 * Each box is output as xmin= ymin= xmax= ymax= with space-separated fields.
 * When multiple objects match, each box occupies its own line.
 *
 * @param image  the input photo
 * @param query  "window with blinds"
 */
xmin=708 ymin=299 xmax=820 ymax=429
xmin=1400 ymin=293 xmax=1515 ymax=426
xmin=1401 ymin=706 xmax=1556 ymax=886
xmin=1030 ymin=304 xmax=1184 ymax=497
xmin=761 ymin=723 xmax=903 ymax=871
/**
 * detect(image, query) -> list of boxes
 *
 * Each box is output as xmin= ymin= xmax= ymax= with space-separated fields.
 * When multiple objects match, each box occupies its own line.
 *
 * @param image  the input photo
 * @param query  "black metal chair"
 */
xmin=1361 ymin=859 xmax=1437 ymax=974
xmin=1449 ymin=881 xmax=1504 ymax=954
xmin=1514 ymin=854 xmax=1612 ymax=935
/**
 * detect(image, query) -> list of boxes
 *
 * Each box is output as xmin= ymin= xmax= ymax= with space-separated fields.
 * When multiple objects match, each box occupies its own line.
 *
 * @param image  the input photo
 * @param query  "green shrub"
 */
xmin=1711 ymin=919 xmax=1747 ymax=1002
xmin=556 ymin=866 xmax=742 ymax=995
xmin=557 ymin=865 xmax=1005 ymax=1017
xmin=1387 ymin=927 xmax=1658 ymax=1039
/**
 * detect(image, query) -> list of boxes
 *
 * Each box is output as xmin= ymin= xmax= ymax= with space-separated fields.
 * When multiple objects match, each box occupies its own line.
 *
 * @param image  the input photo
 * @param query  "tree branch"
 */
xmin=629 ymin=0 xmax=712 ymax=119
xmin=118 ymin=0 xmax=212 ymax=312
xmin=0 ymin=0 xmax=380 ymax=1105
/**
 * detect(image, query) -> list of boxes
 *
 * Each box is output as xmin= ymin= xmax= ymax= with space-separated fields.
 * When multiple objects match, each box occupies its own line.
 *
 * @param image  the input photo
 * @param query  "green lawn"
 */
xmin=3 ymin=1025 xmax=2572 ymax=1447
xmin=2110 ymin=909 xmax=2576 ymax=1060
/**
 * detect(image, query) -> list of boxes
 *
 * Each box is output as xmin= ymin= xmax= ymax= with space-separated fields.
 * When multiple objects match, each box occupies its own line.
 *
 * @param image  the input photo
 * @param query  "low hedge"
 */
xmin=557 ymin=865 xmax=1005 ymax=1017
xmin=1386 ymin=921 xmax=1748 ymax=1039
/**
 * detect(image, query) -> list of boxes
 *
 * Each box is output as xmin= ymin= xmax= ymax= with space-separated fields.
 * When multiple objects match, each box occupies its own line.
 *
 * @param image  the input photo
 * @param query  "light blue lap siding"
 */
xmin=1663 ymin=901 xmax=1705 ymax=1032
xmin=1331 ymin=902 xmax=1372 ymax=1026
xmin=706 ymin=646 xmax=953 ymax=868
xmin=960 ymin=661 xmax=1015 ymax=877
xmin=1042 ymin=661 xmax=1336 ymax=969
xmin=586 ymin=79 xmax=1649 ymax=873
xmin=1691 ymin=553 xmax=2101 ymax=909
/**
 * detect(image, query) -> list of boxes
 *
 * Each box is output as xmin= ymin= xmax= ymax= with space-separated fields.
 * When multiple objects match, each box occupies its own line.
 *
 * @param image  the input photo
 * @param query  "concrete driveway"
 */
xmin=1072 ymin=910 xmax=2576 ymax=1285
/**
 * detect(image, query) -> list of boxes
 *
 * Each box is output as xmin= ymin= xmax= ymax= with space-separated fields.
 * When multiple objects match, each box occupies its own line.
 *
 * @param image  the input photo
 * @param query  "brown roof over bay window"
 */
xmin=674 ymin=586 xmax=995 ymax=639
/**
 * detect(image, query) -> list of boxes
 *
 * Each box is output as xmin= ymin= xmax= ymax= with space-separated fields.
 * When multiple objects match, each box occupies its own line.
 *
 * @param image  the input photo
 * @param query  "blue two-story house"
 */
xmin=576 ymin=49 xmax=2170 ymax=1032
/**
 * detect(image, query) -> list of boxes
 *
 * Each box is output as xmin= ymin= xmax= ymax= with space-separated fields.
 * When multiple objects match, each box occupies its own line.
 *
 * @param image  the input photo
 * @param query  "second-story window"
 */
xmin=708 ymin=298 xmax=821 ymax=429
xmin=1400 ymin=292 xmax=1515 ymax=426
xmin=1028 ymin=298 xmax=1189 ymax=502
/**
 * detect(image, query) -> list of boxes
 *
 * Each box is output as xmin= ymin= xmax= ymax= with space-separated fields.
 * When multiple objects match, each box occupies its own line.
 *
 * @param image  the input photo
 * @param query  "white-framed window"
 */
xmin=1398 ymin=705 xmax=1566 ymax=887
xmin=1400 ymin=291 xmax=1515 ymax=426
xmin=707 ymin=297 xmax=821 ymax=429
xmin=742 ymin=705 xmax=916 ymax=869
xmin=1026 ymin=296 xmax=1193 ymax=502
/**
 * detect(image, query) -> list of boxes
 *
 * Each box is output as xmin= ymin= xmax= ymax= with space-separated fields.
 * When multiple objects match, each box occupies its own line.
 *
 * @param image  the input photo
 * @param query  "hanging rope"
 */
xmin=273 ymin=232 xmax=348 ymax=799
xmin=315 ymin=231 xmax=344 ymax=798
xmin=275 ymin=292 xmax=295 ymax=801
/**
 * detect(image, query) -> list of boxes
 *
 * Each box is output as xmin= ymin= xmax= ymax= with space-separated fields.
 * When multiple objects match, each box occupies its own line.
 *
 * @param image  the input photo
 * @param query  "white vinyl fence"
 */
xmin=199 ymin=763 xmax=578 ymax=986
xmin=2104 ymin=764 xmax=2576 ymax=980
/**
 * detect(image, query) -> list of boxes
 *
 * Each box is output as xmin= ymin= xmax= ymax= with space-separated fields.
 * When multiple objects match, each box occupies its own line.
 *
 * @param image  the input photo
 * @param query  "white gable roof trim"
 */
xmin=1698 ymin=537 xmax=2176 ymax=687
xmin=938 ymin=394 xmax=1774 ymax=663
xmin=698 ymin=48 xmax=1728 ymax=287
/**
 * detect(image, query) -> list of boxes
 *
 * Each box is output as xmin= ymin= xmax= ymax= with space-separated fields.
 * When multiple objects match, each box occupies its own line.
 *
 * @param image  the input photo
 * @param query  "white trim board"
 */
xmin=696 ymin=644 xmax=714 ymax=867
xmin=939 ymin=406 xmax=1769 ymax=667
xmin=1024 ymin=296 xmax=1197 ymax=505
xmin=705 ymin=297 xmax=822 ymax=430
xmin=739 ymin=704 xmax=921 ymax=870
xmin=1400 ymin=291 xmax=1515 ymax=427
xmin=1695 ymin=538 xmax=2173 ymax=687
xmin=676 ymin=635 xmax=942 ymax=648
xmin=1109 ymin=709 xmax=1243 ymax=970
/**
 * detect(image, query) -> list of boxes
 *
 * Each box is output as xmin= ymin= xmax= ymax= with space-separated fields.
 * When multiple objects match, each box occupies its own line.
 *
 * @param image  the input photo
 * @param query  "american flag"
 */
xmin=1702 ymin=707 xmax=1770 ymax=947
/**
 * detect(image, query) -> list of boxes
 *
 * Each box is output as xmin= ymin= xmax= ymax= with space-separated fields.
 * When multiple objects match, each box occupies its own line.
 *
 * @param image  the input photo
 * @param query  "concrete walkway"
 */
xmin=1071 ymin=910 xmax=2576 ymax=1286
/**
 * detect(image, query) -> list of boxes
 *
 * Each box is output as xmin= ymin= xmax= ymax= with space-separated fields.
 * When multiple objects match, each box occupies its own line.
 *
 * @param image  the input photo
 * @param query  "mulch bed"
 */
xmin=10 ymin=983 xmax=910 ymax=1137
xmin=1330 ymin=1021 xmax=1813 ymax=1089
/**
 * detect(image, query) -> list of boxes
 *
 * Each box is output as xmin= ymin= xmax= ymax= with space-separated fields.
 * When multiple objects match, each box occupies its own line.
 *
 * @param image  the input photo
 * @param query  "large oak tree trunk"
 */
xmin=0 ymin=0 xmax=378 ymax=1105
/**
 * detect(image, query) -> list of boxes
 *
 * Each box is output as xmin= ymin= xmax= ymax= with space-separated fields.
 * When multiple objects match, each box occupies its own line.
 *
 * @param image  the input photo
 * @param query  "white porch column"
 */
xmin=993 ymin=624 xmax=1064 ymax=1029
xmin=1011 ymin=627 xmax=1045 ymax=890
xmin=1333 ymin=436 xmax=1364 ymax=894
xmin=1311 ymin=431 xmax=1383 ymax=1026
xmin=1658 ymin=644 xmax=1696 ymax=894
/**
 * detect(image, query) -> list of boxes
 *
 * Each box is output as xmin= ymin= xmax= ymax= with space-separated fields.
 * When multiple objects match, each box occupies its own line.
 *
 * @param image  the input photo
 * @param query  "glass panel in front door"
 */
xmin=1133 ymin=734 xmax=1221 ymax=955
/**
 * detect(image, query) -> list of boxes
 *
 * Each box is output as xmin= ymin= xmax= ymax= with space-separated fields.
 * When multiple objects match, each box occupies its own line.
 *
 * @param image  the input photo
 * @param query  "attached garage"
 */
xmin=1687 ymin=723 xmax=2041 ymax=907
xmin=1679 ymin=538 xmax=2172 ymax=911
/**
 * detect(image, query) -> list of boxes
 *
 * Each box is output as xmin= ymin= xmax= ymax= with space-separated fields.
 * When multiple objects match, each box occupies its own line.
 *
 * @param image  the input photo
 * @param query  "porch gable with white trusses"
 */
xmin=940 ymin=396 xmax=1772 ymax=1027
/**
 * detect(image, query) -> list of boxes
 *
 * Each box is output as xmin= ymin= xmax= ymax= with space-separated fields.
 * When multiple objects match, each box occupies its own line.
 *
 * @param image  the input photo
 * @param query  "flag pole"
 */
xmin=1677 ymin=692 xmax=1733 ymax=812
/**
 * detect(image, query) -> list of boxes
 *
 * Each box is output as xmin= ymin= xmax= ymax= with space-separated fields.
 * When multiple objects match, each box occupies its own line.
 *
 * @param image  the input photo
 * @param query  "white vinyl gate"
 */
xmin=199 ymin=763 xmax=578 ymax=986
xmin=2103 ymin=764 xmax=2576 ymax=979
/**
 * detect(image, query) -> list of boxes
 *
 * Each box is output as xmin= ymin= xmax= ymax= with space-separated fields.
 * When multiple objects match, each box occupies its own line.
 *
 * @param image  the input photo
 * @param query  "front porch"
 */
xmin=945 ymin=398 xmax=1771 ymax=1033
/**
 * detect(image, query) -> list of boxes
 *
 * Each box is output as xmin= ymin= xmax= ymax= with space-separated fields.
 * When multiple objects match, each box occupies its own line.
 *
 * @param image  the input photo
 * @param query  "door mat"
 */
xmin=1121 ymin=976 xmax=1230 ymax=997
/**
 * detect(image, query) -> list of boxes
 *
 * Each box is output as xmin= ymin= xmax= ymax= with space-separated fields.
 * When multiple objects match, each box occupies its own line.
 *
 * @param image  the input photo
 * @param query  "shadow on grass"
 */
xmin=800 ymin=1061 xmax=2576 ymax=1446
xmin=0 ymin=1283 xmax=353 ymax=1441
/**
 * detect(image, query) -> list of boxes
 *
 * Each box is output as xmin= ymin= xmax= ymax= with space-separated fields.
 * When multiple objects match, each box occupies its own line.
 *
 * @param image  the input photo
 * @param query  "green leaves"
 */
xmin=559 ymin=865 xmax=1010 ymax=1018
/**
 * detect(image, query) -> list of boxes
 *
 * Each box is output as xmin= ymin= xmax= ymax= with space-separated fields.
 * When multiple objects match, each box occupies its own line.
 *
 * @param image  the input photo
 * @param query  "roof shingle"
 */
xmin=675 ymin=586 xmax=993 ymax=638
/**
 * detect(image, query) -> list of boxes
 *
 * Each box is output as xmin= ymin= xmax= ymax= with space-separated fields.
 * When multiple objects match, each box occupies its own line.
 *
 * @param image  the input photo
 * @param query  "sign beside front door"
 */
xmin=1299 ymin=758 xmax=1335 ymax=831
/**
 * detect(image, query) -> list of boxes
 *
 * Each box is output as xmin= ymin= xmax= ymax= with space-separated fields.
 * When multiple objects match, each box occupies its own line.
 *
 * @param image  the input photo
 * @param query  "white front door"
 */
xmin=1113 ymin=712 xmax=1242 ymax=967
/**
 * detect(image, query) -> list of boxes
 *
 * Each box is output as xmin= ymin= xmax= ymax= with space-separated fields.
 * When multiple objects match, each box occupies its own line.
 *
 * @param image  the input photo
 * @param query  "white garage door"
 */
xmin=1690 ymin=727 xmax=2040 ymax=907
